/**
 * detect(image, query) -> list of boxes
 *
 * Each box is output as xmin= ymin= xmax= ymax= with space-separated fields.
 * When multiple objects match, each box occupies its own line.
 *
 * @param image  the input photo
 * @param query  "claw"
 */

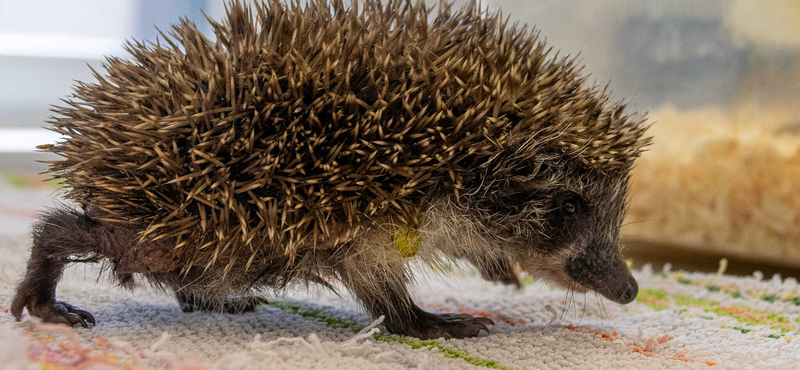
xmin=406 ymin=311 xmax=494 ymax=339
xmin=474 ymin=317 xmax=495 ymax=326
xmin=66 ymin=304 xmax=96 ymax=325
xmin=67 ymin=312 xmax=88 ymax=328
xmin=11 ymin=296 xmax=96 ymax=328
xmin=80 ymin=310 xmax=96 ymax=326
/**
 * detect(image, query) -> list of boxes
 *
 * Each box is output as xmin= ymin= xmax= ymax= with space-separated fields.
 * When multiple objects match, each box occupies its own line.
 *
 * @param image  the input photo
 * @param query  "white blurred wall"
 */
xmin=0 ymin=1 xmax=138 ymax=37
xmin=0 ymin=0 xmax=216 ymax=170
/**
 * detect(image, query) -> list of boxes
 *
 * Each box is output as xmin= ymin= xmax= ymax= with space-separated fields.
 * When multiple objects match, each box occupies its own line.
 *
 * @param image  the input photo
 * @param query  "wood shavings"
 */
xmin=625 ymin=105 xmax=800 ymax=266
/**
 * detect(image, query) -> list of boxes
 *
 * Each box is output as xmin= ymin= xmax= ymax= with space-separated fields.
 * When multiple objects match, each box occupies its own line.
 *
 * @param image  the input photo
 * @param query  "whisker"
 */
xmin=559 ymin=285 xmax=572 ymax=326
xmin=599 ymin=295 xmax=610 ymax=327
xmin=571 ymin=287 xmax=578 ymax=323
xmin=564 ymin=289 xmax=573 ymax=326
xmin=578 ymin=292 xmax=587 ymax=326
xmin=594 ymin=292 xmax=608 ymax=327
xmin=569 ymin=286 xmax=576 ymax=323
xmin=620 ymin=218 xmax=656 ymax=228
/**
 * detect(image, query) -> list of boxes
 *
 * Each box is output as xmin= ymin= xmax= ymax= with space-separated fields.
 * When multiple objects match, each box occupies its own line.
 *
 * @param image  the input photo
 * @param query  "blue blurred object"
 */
xmin=136 ymin=1 xmax=214 ymax=42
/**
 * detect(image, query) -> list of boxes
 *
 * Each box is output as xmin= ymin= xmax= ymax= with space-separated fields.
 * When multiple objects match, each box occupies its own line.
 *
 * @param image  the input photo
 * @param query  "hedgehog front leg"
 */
xmin=334 ymin=246 xmax=494 ymax=339
xmin=472 ymin=254 xmax=522 ymax=289
xmin=353 ymin=280 xmax=494 ymax=339
xmin=11 ymin=208 xmax=106 ymax=327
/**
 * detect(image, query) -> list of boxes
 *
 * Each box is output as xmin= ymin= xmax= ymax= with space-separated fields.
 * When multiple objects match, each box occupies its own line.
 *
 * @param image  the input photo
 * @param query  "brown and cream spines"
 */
xmin=48 ymin=0 xmax=647 ymax=269
xmin=14 ymin=0 xmax=649 ymax=339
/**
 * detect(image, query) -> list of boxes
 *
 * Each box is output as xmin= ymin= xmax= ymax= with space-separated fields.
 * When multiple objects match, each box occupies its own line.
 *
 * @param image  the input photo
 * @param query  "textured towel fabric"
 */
xmin=2 ymin=233 xmax=800 ymax=370
xmin=1 ymin=184 xmax=800 ymax=369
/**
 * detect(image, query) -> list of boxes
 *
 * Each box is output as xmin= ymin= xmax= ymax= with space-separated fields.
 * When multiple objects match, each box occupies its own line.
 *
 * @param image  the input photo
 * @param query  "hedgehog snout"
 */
xmin=618 ymin=276 xmax=638 ymax=304
xmin=565 ymin=250 xmax=637 ymax=305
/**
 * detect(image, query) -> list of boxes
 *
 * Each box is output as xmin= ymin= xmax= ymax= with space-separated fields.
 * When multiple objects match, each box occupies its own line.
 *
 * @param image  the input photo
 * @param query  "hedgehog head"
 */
xmin=462 ymin=111 xmax=648 ymax=304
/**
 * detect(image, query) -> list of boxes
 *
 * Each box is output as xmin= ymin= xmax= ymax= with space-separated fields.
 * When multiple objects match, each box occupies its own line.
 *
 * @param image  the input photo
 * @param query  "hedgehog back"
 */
xmin=46 ymin=0 xmax=646 ymax=269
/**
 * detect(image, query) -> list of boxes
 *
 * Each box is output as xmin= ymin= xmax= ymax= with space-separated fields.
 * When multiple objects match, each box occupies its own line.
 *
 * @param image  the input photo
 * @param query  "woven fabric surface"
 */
xmin=1 ymin=181 xmax=800 ymax=369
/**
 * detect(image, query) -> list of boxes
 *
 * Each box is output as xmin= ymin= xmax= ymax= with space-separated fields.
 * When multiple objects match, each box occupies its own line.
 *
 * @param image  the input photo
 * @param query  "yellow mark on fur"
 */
xmin=393 ymin=223 xmax=420 ymax=257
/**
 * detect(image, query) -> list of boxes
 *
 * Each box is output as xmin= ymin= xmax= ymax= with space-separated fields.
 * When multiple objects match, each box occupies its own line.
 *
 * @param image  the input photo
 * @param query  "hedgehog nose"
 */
xmin=619 ymin=276 xmax=638 ymax=304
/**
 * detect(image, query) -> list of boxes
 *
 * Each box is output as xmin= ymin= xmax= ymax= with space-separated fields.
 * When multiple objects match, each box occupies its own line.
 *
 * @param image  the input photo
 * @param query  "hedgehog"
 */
xmin=11 ymin=0 xmax=650 ymax=339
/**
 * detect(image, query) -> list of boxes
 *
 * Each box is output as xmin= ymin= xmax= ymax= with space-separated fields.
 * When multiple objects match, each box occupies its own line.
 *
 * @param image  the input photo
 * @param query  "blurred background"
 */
xmin=1 ymin=0 xmax=798 ymax=277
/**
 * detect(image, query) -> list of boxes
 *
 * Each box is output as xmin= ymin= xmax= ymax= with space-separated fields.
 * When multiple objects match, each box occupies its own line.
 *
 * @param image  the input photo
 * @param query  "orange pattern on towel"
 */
xmin=563 ymin=325 xmax=717 ymax=366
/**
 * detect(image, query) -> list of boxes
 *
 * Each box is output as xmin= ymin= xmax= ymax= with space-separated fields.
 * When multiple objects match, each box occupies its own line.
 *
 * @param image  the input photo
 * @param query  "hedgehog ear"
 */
xmin=505 ymin=159 xmax=544 ymax=183
xmin=503 ymin=160 xmax=562 ymax=193
xmin=481 ymin=135 xmax=560 ymax=190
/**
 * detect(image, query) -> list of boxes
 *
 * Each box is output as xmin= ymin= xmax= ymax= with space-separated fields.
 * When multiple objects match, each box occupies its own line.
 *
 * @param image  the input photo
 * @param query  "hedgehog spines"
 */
xmin=46 ymin=0 xmax=649 ymax=274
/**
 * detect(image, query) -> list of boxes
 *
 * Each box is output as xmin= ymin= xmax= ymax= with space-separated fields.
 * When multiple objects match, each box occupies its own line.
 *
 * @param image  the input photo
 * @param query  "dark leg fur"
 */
xmin=159 ymin=268 xmax=268 ymax=314
xmin=175 ymin=291 xmax=268 ymax=314
xmin=475 ymin=255 xmax=522 ymax=289
xmin=449 ymin=249 xmax=522 ymax=289
xmin=358 ymin=282 xmax=493 ymax=339
xmin=336 ymin=253 xmax=494 ymax=340
xmin=11 ymin=207 xmax=105 ymax=327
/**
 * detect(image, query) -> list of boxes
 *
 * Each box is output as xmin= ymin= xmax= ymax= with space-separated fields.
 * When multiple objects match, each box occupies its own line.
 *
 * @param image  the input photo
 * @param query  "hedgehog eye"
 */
xmin=562 ymin=200 xmax=577 ymax=214
xmin=560 ymin=198 xmax=580 ymax=216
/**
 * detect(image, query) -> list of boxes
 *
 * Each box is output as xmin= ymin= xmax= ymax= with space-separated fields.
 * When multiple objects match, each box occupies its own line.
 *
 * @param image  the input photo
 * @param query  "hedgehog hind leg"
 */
xmin=175 ymin=291 xmax=268 ymax=314
xmin=161 ymin=269 xmax=268 ymax=314
xmin=10 ymin=207 xmax=110 ymax=327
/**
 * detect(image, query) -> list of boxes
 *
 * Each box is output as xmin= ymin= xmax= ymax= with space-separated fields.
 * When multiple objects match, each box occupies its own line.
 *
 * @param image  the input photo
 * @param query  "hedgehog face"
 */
xmin=557 ymin=172 xmax=637 ymax=305
xmin=479 ymin=164 xmax=637 ymax=304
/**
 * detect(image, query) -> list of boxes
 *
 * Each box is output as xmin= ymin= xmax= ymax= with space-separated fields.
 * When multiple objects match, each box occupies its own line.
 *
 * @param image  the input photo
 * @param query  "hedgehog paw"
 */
xmin=406 ymin=312 xmax=494 ymax=339
xmin=15 ymin=299 xmax=95 ymax=328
